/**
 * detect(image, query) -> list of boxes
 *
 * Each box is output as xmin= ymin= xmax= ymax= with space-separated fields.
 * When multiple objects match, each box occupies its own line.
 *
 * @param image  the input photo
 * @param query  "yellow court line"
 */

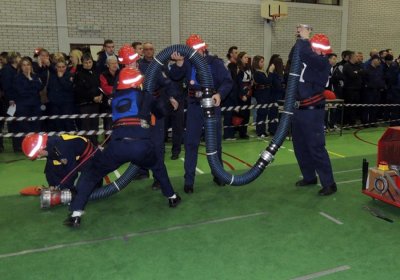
xmin=327 ymin=150 xmax=346 ymax=158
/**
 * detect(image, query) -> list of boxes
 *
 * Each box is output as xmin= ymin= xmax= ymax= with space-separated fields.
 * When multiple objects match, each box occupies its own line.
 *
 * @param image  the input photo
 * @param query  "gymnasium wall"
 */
xmin=0 ymin=0 xmax=397 ymax=63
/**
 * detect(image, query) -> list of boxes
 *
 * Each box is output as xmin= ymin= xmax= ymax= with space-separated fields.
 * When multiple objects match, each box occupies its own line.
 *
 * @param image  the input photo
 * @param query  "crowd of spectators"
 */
xmin=1 ymin=39 xmax=400 ymax=154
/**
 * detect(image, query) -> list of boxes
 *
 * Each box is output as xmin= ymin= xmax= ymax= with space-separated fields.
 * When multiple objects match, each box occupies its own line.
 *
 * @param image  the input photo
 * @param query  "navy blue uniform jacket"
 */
xmin=297 ymin=39 xmax=331 ymax=101
xmin=169 ymin=55 xmax=232 ymax=100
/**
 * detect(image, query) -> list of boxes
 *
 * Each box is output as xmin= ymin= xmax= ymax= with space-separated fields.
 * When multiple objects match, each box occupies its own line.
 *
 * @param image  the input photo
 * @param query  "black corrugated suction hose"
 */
xmin=206 ymin=41 xmax=301 ymax=185
xmin=90 ymin=41 xmax=301 ymax=199
xmin=87 ymin=45 xmax=213 ymax=200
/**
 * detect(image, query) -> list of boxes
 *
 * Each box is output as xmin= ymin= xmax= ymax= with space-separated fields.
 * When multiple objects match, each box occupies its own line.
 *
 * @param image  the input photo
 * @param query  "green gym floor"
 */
xmin=1 ymin=126 xmax=400 ymax=280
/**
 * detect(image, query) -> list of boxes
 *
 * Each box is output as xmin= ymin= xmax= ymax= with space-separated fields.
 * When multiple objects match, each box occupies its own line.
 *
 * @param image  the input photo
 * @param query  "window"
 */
xmin=277 ymin=0 xmax=340 ymax=5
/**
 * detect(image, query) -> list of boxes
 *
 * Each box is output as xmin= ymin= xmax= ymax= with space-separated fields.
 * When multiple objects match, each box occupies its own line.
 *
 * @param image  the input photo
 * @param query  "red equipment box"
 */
xmin=378 ymin=126 xmax=400 ymax=166
xmin=363 ymin=126 xmax=400 ymax=208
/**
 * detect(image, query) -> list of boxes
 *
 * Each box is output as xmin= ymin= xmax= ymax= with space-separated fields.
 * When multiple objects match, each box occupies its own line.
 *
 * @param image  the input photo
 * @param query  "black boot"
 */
xmin=151 ymin=180 xmax=161 ymax=190
xmin=184 ymin=185 xmax=193 ymax=194
xmin=168 ymin=194 xmax=181 ymax=208
xmin=318 ymin=183 xmax=337 ymax=196
xmin=295 ymin=177 xmax=318 ymax=187
xmin=63 ymin=214 xmax=81 ymax=228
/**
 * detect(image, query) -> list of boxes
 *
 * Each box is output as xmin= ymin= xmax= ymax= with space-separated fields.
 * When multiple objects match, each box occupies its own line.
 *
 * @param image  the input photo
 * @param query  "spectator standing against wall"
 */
xmin=47 ymin=60 xmax=76 ymax=132
xmin=1 ymin=52 xmax=21 ymax=151
xmin=96 ymin=39 xmax=117 ymax=74
xmin=223 ymin=46 xmax=239 ymax=140
xmin=11 ymin=57 xmax=44 ymax=147
xmin=343 ymin=51 xmax=363 ymax=127
xmin=73 ymin=53 xmax=102 ymax=145
xmin=236 ymin=51 xmax=253 ymax=139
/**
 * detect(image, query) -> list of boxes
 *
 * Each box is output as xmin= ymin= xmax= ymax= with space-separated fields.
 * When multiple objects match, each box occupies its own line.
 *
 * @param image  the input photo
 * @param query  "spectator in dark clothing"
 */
xmin=73 ymin=53 xmax=102 ymax=145
xmin=0 ymin=51 xmax=9 ymax=152
xmin=11 ymin=57 xmax=44 ymax=148
xmin=47 ymin=60 xmax=76 ymax=132
xmin=96 ymin=39 xmax=116 ymax=74
xmin=267 ymin=55 xmax=285 ymax=135
xmin=224 ymin=46 xmax=239 ymax=140
xmin=1 ymin=52 xmax=21 ymax=151
xmin=361 ymin=55 xmax=385 ymax=126
xmin=343 ymin=51 xmax=364 ymax=126
xmin=99 ymin=55 xmax=119 ymax=133
xmin=252 ymin=55 xmax=274 ymax=137
xmin=236 ymin=52 xmax=253 ymax=139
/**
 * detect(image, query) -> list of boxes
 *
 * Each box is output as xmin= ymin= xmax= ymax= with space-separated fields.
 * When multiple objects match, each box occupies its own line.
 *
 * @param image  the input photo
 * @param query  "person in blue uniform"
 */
xmin=170 ymin=34 xmax=233 ymax=193
xmin=251 ymin=55 xmax=278 ymax=137
xmin=137 ymin=42 xmax=179 ymax=190
xmin=292 ymin=25 xmax=337 ymax=196
xmin=21 ymin=133 xmax=101 ymax=194
xmin=63 ymin=67 xmax=181 ymax=228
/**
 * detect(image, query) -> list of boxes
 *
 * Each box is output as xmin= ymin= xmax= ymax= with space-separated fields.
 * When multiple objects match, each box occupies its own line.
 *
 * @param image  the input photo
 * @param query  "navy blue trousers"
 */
xmin=184 ymin=101 xmax=222 ymax=186
xmin=69 ymin=137 xmax=175 ymax=211
xmin=292 ymin=108 xmax=335 ymax=188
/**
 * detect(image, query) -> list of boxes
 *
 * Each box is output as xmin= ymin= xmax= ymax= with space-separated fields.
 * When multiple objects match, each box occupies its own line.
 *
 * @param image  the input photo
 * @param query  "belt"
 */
xmin=112 ymin=117 xmax=142 ymax=128
xmin=115 ymin=137 xmax=140 ymax=141
xmin=300 ymin=93 xmax=324 ymax=106
xmin=188 ymin=90 xmax=202 ymax=98
xmin=298 ymin=104 xmax=325 ymax=110
xmin=254 ymin=84 xmax=271 ymax=90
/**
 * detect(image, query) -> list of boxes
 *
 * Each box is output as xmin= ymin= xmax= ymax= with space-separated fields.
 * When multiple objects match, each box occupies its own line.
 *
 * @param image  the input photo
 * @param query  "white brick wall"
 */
xmin=0 ymin=0 xmax=58 ymax=56
xmin=347 ymin=0 xmax=400 ymax=56
xmin=271 ymin=6 xmax=342 ymax=60
xmin=67 ymin=0 xmax=171 ymax=52
xmin=0 ymin=0 xmax=398 ymax=62
xmin=180 ymin=1 xmax=264 ymax=59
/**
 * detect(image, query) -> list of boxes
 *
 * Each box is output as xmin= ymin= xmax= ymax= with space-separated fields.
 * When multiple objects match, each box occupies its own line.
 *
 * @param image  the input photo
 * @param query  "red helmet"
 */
xmin=186 ymin=34 xmax=207 ymax=51
xmin=310 ymin=34 xmax=332 ymax=55
xmin=323 ymin=89 xmax=336 ymax=100
xmin=118 ymin=44 xmax=139 ymax=65
xmin=117 ymin=67 xmax=144 ymax=90
xmin=22 ymin=133 xmax=48 ymax=160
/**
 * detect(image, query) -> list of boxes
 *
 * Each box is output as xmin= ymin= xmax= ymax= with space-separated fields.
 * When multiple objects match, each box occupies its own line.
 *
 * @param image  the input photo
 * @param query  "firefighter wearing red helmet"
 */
xmin=169 ymin=34 xmax=233 ymax=193
xmin=20 ymin=133 xmax=102 ymax=195
xmin=292 ymin=25 xmax=337 ymax=196
xmin=118 ymin=44 xmax=139 ymax=67
xmin=309 ymin=33 xmax=332 ymax=55
xmin=64 ymin=67 xmax=181 ymax=228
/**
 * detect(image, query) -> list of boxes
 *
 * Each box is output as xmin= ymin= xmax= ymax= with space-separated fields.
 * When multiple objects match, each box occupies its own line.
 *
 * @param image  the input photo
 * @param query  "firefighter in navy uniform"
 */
xmin=170 ymin=34 xmax=233 ymax=193
xmin=137 ymin=44 xmax=179 ymax=190
xmin=292 ymin=25 xmax=337 ymax=196
xmin=20 ymin=133 xmax=102 ymax=194
xmin=64 ymin=67 xmax=181 ymax=228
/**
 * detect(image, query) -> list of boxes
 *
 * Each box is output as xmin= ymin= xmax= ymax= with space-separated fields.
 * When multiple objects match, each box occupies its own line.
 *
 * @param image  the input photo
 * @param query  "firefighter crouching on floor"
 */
xmin=20 ymin=133 xmax=102 ymax=195
xmin=63 ymin=67 xmax=181 ymax=228
xmin=292 ymin=25 xmax=337 ymax=196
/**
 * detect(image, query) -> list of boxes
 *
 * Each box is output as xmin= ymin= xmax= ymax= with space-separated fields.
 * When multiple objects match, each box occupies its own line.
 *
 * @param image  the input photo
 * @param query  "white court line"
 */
xmin=316 ymin=179 xmax=362 ymax=187
xmin=113 ymin=169 xmax=121 ymax=178
xmin=319 ymin=212 xmax=343 ymax=225
xmin=334 ymin=168 xmax=361 ymax=174
xmin=337 ymin=179 xmax=361 ymax=184
xmin=291 ymin=265 xmax=351 ymax=280
xmin=180 ymin=157 xmax=204 ymax=174
xmin=0 ymin=212 xmax=267 ymax=259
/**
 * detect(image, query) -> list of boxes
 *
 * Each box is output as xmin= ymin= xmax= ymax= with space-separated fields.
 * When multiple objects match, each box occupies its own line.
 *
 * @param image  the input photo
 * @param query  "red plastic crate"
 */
xmin=377 ymin=126 xmax=400 ymax=166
